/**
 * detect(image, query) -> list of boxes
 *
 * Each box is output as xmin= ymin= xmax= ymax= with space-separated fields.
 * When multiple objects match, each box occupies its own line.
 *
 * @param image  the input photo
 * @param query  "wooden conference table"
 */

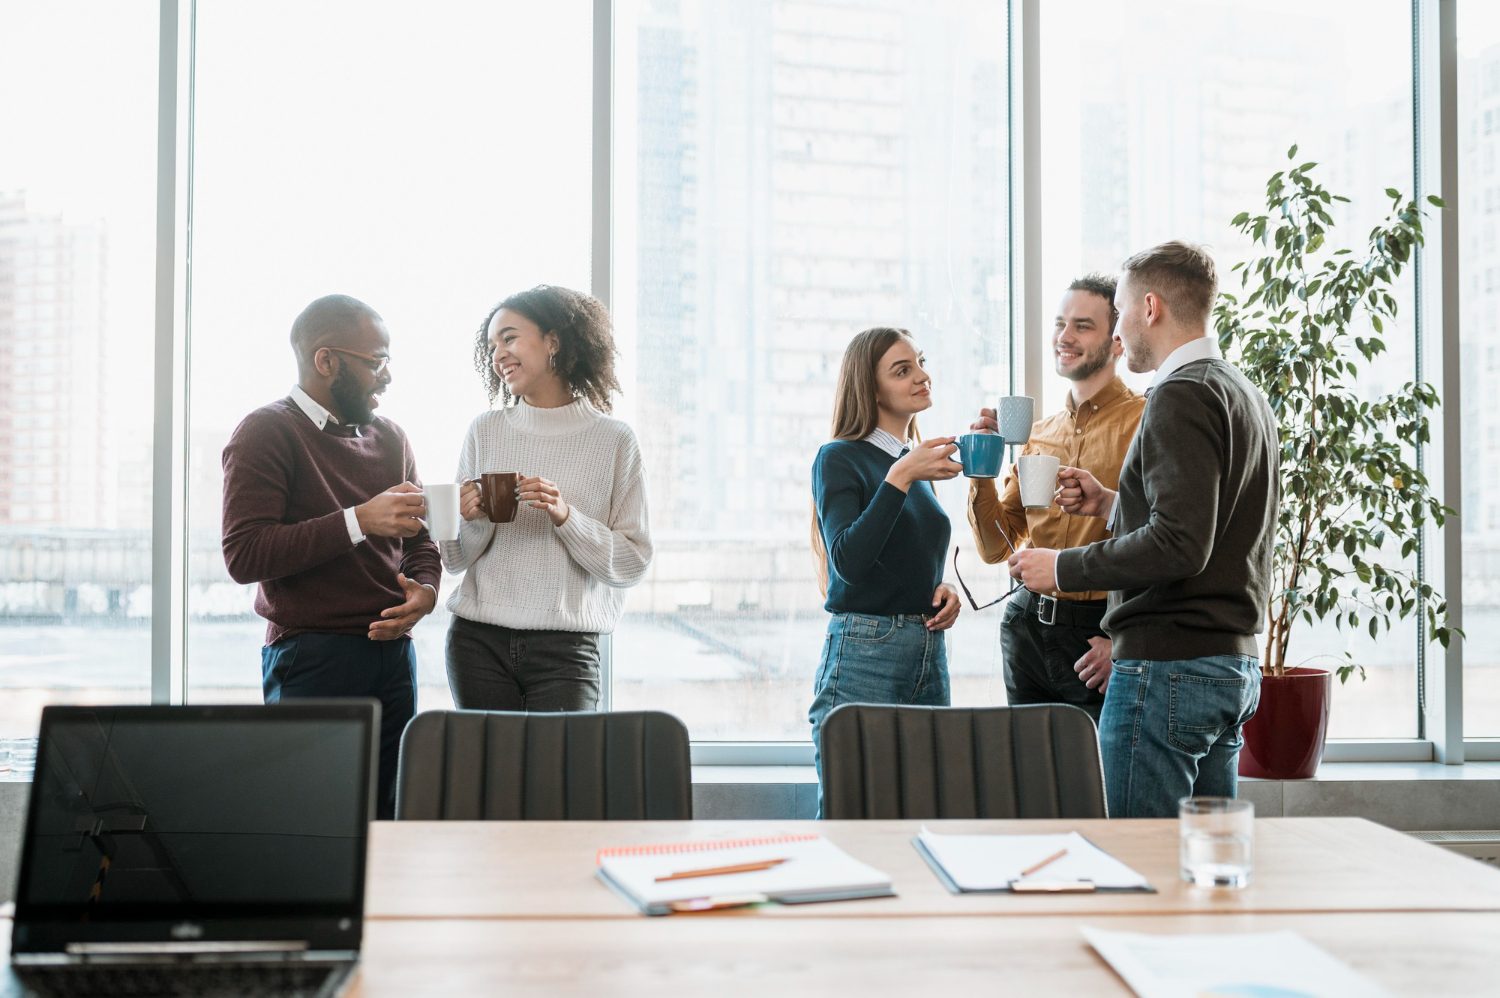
xmin=5 ymin=818 xmax=1499 ymax=995
xmin=365 ymin=817 xmax=1500 ymax=919
xmin=344 ymin=817 xmax=1500 ymax=995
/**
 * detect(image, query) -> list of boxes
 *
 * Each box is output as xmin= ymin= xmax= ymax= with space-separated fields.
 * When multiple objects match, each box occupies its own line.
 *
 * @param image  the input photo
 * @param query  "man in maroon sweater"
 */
xmin=222 ymin=294 xmax=441 ymax=819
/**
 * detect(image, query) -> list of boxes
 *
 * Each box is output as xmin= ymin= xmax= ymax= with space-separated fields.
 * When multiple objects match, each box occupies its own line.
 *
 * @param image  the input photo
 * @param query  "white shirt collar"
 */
xmin=1151 ymin=336 xmax=1222 ymax=389
xmin=290 ymin=385 xmax=344 ymax=431
xmin=862 ymin=427 xmax=907 ymax=458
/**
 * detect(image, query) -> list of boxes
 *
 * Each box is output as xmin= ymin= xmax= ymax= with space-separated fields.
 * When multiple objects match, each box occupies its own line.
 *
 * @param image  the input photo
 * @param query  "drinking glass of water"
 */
xmin=1179 ymin=796 xmax=1253 ymax=888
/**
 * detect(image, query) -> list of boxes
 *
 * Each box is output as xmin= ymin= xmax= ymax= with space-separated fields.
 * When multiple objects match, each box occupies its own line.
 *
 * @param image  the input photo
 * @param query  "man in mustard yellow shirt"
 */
xmin=967 ymin=275 xmax=1144 ymax=721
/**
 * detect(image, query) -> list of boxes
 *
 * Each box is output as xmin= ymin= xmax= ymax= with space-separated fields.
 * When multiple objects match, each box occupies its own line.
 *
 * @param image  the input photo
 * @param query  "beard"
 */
xmin=330 ymin=366 xmax=377 ymax=425
xmin=1059 ymin=340 xmax=1114 ymax=383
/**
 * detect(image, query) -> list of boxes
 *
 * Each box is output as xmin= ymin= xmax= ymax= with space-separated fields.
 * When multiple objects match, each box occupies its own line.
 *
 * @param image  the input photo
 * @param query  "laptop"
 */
xmin=6 ymin=702 xmax=377 ymax=998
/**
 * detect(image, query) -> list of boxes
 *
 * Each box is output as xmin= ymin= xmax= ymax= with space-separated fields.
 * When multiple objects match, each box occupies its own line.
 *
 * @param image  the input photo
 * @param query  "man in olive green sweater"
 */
xmin=1010 ymin=241 xmax=1278 ymax=817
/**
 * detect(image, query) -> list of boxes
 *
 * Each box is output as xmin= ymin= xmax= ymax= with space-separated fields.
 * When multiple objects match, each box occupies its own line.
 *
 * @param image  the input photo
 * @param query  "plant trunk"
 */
xmin=1263 ymin=601 xmax=1289 ymax=677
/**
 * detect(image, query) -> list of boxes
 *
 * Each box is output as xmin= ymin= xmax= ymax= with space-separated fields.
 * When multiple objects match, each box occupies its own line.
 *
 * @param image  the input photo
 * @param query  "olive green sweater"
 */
xmin=1055 ymin=359 xmax=1278 ymax=660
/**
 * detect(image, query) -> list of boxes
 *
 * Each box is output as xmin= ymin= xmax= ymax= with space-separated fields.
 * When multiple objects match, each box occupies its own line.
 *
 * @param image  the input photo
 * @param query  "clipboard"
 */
xmin=912 ymin=829 xmax=1156 ymax=894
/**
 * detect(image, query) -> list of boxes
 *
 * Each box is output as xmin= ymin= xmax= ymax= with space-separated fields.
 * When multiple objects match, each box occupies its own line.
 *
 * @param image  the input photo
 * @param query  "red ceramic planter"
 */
xmin=1238 ymin=666 xmax=1332 ymax=780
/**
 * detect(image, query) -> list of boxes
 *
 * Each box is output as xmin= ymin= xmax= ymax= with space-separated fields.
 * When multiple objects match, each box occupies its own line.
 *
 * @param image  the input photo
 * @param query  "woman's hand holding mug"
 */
xmin=885 ymin=437 xmax=960 ymax=492
xmin=518 ymin=475 xmax=571 ymax=526
xmin=459 ymin=480 xmax=486 ymax=521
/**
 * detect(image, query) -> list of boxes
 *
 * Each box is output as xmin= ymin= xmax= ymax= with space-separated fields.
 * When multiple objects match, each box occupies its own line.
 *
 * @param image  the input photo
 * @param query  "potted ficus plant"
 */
xmin=1213 ymin=145 xmax=1458 ymax=779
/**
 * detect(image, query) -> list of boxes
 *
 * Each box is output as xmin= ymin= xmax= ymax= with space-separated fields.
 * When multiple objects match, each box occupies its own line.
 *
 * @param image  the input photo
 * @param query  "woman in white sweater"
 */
xmin=442 ymin=285 xmax=652 ymax=710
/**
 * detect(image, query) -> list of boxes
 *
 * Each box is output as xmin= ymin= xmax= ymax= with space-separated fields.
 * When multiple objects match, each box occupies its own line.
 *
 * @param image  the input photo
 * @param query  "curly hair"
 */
xmin=472 ymin=285 xmax=621 ymax=412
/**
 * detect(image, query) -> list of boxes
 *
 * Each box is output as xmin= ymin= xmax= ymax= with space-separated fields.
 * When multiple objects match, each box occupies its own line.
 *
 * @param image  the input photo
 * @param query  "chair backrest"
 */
xmin=395 ymin=709 xmax=692 ymax=820
xmin=819 ymin=703 xmax=1107 ymax=819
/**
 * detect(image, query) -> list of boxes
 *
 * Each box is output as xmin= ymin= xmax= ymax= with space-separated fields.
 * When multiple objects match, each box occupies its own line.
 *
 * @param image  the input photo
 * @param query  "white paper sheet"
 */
xmin=1081 ymin=926 xmax=1390 ymax=998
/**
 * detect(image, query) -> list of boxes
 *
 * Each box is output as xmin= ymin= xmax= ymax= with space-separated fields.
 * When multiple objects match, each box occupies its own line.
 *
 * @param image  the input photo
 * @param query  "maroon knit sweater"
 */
xmin=221 ymin=396 xmax=442 ymax=645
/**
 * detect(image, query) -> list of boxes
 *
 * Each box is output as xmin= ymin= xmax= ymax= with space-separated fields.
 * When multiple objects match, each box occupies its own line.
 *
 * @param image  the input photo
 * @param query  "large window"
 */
xmin=1460 ymin=0 xmax=1500 ymax=737
xmin=1039 ymin=0 xmax=1421 ymax=738
xmin=185 ymin=2 xmax=593 ymax=708
xmin=610 ymin=0 xmax=1011 ymax=739
xmin=0 ymin=3 xmax=157 ymax=736
xmin=12 ymin=1 xmax=1488 ymax=754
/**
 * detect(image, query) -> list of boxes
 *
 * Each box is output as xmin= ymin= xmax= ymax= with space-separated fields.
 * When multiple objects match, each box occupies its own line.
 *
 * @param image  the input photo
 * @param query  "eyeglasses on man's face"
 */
xmin=323 ymin=346 xmax=392 ymax=376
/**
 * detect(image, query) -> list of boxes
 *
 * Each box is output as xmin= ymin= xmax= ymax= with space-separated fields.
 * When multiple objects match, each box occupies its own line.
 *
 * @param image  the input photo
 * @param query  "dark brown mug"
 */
xmin=477 ymin=472 xmax=519 ymax=523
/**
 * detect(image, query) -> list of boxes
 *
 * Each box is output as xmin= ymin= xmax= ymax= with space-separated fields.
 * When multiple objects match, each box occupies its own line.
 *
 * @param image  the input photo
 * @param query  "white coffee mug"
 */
xmin=997 ymin=396 xmax=1036 ymax=443
xmin=424 ymin=483 xmax=462 ymax=541
xmin=1017 ymin=454 xmax=1061 ymax=510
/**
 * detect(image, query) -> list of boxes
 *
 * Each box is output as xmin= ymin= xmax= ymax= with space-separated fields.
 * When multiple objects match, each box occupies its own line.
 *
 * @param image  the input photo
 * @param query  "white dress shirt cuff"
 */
xmin=345 ymin=506 xmax=365 ymax=545
xmin=1104 ymin=493 xmax=1119 ymax=533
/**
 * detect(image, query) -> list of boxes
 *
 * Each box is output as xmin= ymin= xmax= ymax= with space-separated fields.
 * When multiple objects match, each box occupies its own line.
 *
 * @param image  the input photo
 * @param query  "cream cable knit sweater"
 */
xmin=440 ymin=399 xmax=652 ymax=633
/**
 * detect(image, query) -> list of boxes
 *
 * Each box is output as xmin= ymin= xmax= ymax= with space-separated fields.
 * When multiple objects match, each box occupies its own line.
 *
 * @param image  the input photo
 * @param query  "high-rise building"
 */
xmin=0 ymin=192 xmax=110 ymax=530
xmin=632 ymin=0 xmax=1008 ymax=612
xmin=1461 ymin=43 xmax=1500 ymax=596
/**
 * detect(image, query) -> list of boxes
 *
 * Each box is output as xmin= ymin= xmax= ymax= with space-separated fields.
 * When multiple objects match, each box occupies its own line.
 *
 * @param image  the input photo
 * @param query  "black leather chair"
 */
xmin=395 ymin=709 xmax=692 ymax=820
xmin=819 ymin=703 xmax=1107 ymax=819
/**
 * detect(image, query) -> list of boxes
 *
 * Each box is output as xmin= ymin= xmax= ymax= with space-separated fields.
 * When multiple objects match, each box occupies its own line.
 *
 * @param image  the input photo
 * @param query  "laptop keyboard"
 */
xmin=14 ymin=961 xmax=351 ymax=998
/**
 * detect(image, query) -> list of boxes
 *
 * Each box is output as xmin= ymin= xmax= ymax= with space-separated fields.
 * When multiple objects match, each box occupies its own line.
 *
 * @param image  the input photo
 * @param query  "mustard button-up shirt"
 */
xmin=966 ymin=376 xmax=1145 ymax=601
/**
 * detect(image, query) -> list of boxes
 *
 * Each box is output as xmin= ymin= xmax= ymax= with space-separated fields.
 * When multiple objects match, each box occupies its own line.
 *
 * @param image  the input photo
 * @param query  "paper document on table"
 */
xmin=1081 ymin=926 xmax=1390 ymax=998
xmin=596 ymin=834 xmax=894 ymax=916
xmin=914 ymin=828 xmax=1151 ymax=892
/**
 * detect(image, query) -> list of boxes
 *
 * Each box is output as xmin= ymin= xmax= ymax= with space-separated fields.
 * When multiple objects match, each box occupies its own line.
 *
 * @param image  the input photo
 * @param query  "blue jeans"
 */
xmin=263 ymin=632 xmax=417 ymax=820
xmin=808 ymin=613 xmax=951 ymax=813
xmin=1098 ymin=654 xmax=1261 ymax=818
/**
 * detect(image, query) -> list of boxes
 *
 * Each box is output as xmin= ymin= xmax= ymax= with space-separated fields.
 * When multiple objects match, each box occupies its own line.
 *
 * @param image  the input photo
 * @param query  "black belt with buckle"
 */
xmin=1028 ymin=591 xmax=1108 ymax=629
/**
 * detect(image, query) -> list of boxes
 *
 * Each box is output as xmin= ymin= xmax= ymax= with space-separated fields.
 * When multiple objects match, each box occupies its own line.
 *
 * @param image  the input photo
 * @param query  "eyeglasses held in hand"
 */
xmin=951 ymin=522 xmax=1028 ymax=612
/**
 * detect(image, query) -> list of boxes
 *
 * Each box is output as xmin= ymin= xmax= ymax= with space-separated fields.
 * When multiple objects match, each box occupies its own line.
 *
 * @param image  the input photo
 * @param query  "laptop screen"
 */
xmin=12 ymin=703 xmax=374 ymax=950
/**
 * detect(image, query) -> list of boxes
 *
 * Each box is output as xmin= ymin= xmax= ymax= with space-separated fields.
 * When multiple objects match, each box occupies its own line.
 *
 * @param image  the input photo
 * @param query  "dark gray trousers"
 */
xmin=446 ymin=615 xmax=601 ymax=712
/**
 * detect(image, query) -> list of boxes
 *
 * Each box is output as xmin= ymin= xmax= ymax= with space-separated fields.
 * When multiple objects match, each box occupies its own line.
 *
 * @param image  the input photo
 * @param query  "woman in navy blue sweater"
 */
xmin=809 ymin=327 xmax=962 ymax=797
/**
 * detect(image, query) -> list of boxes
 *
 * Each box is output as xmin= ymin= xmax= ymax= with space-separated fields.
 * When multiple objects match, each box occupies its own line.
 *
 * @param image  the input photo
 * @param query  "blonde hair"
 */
xmin=812 ymin=327 xmax=921 ymax=596
xmin=1119 ymin=240 xmax=1218 ymax=327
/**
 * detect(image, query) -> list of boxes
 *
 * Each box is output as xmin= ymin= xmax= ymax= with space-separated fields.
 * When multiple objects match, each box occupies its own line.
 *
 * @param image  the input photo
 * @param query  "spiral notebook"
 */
xmin=595 ymin=833 xmax=895 ymax=915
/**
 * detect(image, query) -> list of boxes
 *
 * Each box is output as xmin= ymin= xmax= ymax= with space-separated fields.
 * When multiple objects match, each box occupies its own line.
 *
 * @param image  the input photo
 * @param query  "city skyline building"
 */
xmin=630 ymin=0 xmax=1008 ymax=619
xmin=0 ymin=192 xmax=112 ymax=532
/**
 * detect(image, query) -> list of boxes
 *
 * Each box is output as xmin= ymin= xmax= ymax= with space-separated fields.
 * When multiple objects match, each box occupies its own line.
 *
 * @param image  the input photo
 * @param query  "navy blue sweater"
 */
xmin=812 ymin=440 xmax=951 ymax=615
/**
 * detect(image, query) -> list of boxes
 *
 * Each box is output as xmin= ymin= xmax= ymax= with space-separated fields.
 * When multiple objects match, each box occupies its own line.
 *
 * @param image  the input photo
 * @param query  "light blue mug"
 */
xmin=954 ymin=432 xmax=1005 ymax=479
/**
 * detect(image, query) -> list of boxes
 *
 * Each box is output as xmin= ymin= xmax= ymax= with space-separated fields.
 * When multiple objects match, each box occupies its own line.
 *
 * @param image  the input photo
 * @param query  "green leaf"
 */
xmin=1427 ymin=194 xmax=1446 ymax=208
xmin=1218 ymin=159 xmax=1452 ymax=669
xmin=1288 ymin=143 xmax=1299 ymax=159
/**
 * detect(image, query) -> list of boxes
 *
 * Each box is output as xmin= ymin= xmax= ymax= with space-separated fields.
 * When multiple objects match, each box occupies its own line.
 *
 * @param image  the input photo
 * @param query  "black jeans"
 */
xmin=261 ymin=632 xmax=416 ymax=820
xmin=998 ymin=596 xmax=1107 ymax=722
xmin=446 ymin=615 xmax=601 ymax=712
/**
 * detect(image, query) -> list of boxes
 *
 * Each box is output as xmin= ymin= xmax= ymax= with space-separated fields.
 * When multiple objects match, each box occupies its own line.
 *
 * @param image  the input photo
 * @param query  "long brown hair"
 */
xmin=812 ymin=327 xmax=922 ymax=595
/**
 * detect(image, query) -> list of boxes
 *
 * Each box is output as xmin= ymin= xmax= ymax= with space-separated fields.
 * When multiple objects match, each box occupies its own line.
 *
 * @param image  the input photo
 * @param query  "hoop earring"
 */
xmin=548 ymin=353 xmax=557 ymax=370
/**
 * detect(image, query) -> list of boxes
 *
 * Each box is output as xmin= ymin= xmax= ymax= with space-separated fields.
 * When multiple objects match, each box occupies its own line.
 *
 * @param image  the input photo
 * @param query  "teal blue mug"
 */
xmin=954 ymin=432 xmax=1005 ymax=479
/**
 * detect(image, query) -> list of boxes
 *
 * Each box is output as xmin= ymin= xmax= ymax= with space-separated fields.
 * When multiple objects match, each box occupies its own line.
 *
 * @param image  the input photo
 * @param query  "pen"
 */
xmin=1018 ymin=847 xmax=1069 ymax=878
xmin=655 ymin=858 xmax=789 ymax=882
